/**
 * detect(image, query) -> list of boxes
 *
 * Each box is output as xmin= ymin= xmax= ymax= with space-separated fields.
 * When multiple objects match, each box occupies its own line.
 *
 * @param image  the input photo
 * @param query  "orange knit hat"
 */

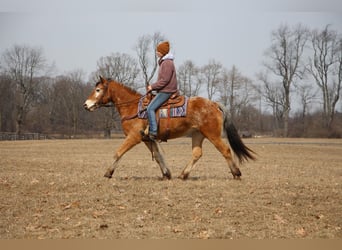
xmin=156 ymin=41 xmax=170 ymax=56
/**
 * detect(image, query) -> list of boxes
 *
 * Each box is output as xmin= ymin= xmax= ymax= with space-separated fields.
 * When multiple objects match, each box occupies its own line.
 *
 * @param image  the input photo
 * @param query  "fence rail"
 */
xmin=0 ymin=133 xmax=47 ymax=141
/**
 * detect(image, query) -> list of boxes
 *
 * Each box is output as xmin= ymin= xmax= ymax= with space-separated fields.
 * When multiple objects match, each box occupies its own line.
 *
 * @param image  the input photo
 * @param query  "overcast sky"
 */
xmin=1 ymin=0 xmax=342 ymax=81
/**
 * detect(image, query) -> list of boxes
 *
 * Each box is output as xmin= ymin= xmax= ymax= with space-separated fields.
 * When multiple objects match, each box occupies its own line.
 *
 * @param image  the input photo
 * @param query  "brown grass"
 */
xmin=0 ymin=138 xmax=341 ymax=239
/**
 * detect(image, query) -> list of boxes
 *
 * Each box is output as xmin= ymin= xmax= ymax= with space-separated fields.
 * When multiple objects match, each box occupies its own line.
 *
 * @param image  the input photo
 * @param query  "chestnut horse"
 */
xmin=84 ymin=76 xmax=255 ymax=180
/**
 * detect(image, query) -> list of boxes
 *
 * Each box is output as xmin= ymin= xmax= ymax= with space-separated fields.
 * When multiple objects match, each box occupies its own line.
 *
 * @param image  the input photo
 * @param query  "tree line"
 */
xmin=0 ymin=24 xmax=341 ymax=138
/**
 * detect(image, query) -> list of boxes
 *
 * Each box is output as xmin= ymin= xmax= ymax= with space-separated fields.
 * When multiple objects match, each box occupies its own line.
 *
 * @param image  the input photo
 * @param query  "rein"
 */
xmin=101 ymin=94 xmax=146 ymax=108
xmin=115 ymin=96 xmax=144 ymax=107
xmin=102 ymin=94 xmax=148 ymax=122
xmin=121 ymin=94 xmax=149 ymax=122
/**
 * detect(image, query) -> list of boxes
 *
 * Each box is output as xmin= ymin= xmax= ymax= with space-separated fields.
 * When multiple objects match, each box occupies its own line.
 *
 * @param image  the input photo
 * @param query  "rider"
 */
xmin=145 ymin=41 xmax=178 ymax=141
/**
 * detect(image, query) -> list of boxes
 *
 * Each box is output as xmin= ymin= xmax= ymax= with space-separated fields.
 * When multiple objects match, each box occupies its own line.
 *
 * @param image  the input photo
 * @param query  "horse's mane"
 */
xmin=116 ymin=81 xmax=142 ymax=96
xmin=96 ymin=78 xmax=142 ymax=96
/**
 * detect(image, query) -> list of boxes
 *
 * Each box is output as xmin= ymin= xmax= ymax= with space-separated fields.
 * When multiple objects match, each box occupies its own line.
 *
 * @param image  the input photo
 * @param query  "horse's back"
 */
xmin=186 ymin=96 xmax=224 ymax=132
xmin=187 ymin=96 xmax=223 ymax=117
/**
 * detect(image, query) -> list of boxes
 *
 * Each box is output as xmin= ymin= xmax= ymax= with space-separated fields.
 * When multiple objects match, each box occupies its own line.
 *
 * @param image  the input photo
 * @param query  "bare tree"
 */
xmin=134 ymin=32 xmax=165 ymax=87
xmin=219 ymin=65 xmax=252 ymax=123
xmin=50 ymin=71 xmax=86 ymax=137
xmin=308 ymin=25 xmax=342 ymax=129
xmin=1 ymin=45 xmax=46 ymax=134
xmin=95 ymin=52 xmax=140 ymax=88
xmin=257 ymin=72 xmax=286 ymax=136
xmin=200 ymin=59 xmax=222 ymax=100
xmin=26 ymin=76 xmax=55 ymax=133
xmin=297 ymin=84 xmax=317 ymax=135
xmin=263 ymin=24 xmax=309 ymax=137
xmin=177 ymin=60 xmax=201 ymax=96
xmin=0 ymin=74 xmax=15 ymax=132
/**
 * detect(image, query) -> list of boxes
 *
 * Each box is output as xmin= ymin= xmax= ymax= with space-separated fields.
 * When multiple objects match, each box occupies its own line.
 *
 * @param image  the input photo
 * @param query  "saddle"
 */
xmin=142 ymin=91 xmax=186 ymax=110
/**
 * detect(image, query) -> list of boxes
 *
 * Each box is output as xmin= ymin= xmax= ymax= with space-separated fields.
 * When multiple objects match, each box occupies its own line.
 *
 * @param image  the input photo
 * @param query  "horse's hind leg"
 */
xmin=208 ymin=136 xmax=241 ymax=179
xmin=179 ymin=131 xmax=205 ymax=180
xmin=144 ymin=141 xmax=171 ymax=179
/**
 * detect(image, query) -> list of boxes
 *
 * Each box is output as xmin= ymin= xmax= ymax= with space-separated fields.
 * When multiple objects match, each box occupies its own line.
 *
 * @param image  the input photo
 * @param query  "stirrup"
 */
xmin=148 ymin=134 xmax=157 ymax=141
xmin=140 ymin=130 xmax=157 ymax=142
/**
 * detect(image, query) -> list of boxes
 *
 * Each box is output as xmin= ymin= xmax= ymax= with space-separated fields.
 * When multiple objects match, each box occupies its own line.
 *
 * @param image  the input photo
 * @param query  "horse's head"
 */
xmin=83 ymin=76 xmax=111 ymax=111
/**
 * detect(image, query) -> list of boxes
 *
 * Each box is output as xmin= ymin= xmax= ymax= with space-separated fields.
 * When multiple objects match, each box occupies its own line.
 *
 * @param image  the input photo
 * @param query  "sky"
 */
xmin=1 ymin=0 xmax=342 ymax=82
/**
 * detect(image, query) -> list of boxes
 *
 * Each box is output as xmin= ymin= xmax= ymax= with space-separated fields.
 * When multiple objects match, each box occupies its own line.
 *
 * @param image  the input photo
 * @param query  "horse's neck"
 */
xmin=109 ymin=81 xmax=141 ymax=116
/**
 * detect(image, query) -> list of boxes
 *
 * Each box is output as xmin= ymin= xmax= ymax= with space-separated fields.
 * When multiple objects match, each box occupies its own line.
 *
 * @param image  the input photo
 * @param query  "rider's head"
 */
xmin=156 ymin=41 xmax=170 ymax=58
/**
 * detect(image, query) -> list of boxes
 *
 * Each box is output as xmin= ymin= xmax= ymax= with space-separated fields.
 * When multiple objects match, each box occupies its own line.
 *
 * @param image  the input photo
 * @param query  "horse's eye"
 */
xmin=96 ymin=88 xmax=101 ymax=93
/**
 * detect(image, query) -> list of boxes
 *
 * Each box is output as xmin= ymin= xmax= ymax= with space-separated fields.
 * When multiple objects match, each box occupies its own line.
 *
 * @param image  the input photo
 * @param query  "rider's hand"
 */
xmin=147 ymin=85 xmax=152 ymax=92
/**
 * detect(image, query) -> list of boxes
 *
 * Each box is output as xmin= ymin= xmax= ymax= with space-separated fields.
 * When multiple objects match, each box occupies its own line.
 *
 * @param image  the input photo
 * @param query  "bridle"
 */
xmin=101 ymin=94 xmax=147 ymax=108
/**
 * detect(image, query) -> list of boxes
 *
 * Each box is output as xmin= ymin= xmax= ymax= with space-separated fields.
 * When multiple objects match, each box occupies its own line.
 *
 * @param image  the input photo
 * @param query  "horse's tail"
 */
xmin=220 ymin=105 xmax=256 ymax=163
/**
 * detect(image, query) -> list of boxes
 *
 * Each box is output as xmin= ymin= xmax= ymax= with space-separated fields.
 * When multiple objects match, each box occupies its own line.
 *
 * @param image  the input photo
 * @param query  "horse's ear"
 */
xmin=99 ymin=76 xmax=105 ymax=83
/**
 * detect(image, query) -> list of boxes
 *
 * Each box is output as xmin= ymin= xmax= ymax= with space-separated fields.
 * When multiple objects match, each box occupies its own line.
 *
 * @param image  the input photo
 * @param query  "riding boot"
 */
xmin=140 ymin=127 xmax=157 ymax=142
xmin=141 ymin=132 xmax=157 ymax=142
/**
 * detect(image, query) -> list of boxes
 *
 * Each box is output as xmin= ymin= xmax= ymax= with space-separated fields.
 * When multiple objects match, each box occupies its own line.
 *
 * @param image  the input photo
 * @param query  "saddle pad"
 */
xmin=138 ymin=96 xmax=189 ymax=119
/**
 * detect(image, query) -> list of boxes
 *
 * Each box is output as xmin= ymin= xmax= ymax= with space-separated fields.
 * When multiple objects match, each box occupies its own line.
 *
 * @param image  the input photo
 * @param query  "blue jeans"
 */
xmin=147 ymin=92 xmax=172 ymax=135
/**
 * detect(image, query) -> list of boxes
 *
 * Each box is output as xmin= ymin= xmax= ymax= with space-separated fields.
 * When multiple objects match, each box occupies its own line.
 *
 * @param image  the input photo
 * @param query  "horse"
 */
xmin=83 ymin=76 xmax=256 ymax=180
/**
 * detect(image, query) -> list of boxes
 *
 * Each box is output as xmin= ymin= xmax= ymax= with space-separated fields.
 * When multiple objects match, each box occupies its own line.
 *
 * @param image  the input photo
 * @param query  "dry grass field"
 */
xmin=0 ymin=137 xmax=341 ymax=239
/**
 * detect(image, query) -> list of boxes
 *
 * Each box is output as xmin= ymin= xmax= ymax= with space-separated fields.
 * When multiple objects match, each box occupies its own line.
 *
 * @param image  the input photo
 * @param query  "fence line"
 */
xmin=0 ymin=133 xmax=47 ymax=141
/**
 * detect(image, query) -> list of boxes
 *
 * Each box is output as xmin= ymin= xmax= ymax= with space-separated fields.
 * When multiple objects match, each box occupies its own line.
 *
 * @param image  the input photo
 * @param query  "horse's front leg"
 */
xmin=144 ymin=141 xmax=171 ymax=179
xmin=104 ymin=136 xmax=140 ymax=178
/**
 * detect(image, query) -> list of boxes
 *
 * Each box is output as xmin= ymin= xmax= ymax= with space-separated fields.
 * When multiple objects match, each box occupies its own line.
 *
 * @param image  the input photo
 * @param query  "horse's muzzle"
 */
xmin=83 ymin=101 xmax=96 ymax=111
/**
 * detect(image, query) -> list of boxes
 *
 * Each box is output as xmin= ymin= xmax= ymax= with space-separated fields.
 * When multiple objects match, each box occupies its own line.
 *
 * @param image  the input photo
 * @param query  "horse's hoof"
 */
xmin=232 ymin=168 xmax=241 ymax=179
xmin=163 ymin=172 xmax=172 ymax=180
xmin=232 ymin=171 xmax=242 ymax=180
xmin=178 ymin=173 xmax=189 ymax=180
xmin=104 ymin=171 xmax=113 ymax=179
